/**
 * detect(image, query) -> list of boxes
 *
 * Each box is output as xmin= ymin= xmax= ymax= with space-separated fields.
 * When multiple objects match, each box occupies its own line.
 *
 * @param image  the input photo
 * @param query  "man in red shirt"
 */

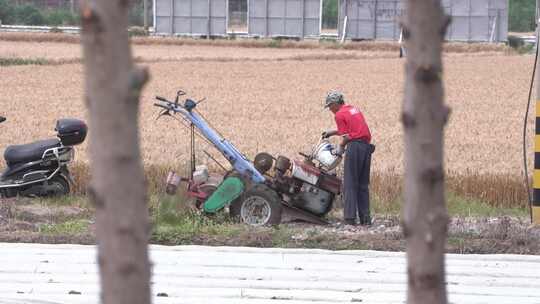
xmin=322 ymin=91 xmax=373 ymax=226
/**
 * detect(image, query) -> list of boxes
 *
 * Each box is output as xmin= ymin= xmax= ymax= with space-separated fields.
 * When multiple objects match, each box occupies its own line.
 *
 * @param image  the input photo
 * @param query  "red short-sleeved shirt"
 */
xmin=335 ymin=104 xmax=372 ymax=143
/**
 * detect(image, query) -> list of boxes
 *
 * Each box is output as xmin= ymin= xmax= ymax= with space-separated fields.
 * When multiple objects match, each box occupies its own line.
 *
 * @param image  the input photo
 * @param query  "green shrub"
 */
xmin=0 ymin=0 xmax=15 ymax=24
xmin=129 ymin=2 xmax=144 ymax=27
xmin=13 ymin=4 xmax=46 ymax=25
xmin=46 ymin=9 xmax=79 ymax=26
xmin=128 ymin=26 xmax=149 ymax=37
xmin=0 ymin=1 xmax=79 ymax=26
xmin=509 ymin=0 xmax=536 ymax=32
xmin=322 ymin=0 xmax=338 ymax=29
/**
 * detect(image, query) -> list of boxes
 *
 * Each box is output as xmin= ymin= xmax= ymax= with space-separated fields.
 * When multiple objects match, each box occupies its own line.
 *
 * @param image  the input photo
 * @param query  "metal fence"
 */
xmin=153 ymin=0 xmax=508 ymax=42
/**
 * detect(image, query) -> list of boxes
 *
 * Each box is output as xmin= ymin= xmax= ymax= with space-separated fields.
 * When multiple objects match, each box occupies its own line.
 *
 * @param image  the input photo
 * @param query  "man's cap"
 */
xmin=324 ymin=90 xmax=345 ymax=108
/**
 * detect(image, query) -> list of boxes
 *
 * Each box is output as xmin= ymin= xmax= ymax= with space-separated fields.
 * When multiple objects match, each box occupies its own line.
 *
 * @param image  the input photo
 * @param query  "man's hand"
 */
xmin=333 ymin=145 xmax=344 ymax=156
xmin=340 ymin=135 xmax=350 ymax=147
xmin=322 ymin=130 xmax=337 ymax=139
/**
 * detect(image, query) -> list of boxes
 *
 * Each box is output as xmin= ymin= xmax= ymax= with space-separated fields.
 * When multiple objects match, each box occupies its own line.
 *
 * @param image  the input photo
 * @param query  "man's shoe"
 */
xmin=344 ymin=218 xmax=357 ymax=226
xmin=359 ymin=215 xmax=372 ymax=226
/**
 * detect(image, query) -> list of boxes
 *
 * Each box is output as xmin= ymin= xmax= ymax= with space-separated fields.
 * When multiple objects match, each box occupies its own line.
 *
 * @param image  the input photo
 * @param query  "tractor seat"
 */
xmin=4 ymin=139 xmax=61 ymax=166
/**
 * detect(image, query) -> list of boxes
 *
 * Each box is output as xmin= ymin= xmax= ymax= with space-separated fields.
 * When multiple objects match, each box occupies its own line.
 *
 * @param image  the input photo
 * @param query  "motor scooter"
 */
xmin=0 ymin=116 xmax=87 ymax=198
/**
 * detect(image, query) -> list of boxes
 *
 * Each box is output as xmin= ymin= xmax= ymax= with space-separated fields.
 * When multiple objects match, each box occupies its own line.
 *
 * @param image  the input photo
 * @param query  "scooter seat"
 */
xmin=4 ymin=139 xmax=61 ymax=166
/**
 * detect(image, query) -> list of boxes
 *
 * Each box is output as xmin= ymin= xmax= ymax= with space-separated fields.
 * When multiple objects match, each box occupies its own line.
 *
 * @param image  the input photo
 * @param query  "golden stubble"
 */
xmin=0 ymin=45 xmax=534 ymax=177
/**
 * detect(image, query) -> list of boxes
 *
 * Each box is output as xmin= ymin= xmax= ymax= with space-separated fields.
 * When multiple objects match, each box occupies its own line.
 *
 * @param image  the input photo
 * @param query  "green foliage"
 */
xmin=46 ymin=9 xmax=79 ymax=26
xmin=40 ymin=219 xmax=89 ymax=235
xmin=13 ymin=4 xmax=46 ymax=25
xmin=268 ymin=39 xmax=282 ymax=48
xmin=446 ymin=194 xmax=528 ymax=217
xmin=322 ymin=0 xmax=338 ymax=29
xmin=0 ymin=57 xmax=50 ymax=66
xmin=509 ymin=0 xmax=536 ymax=32
xmin=129 ymin=2 xmax=145 ymax=27
xmin=0 ymin=0 xmax=15 ymax=24
xmin=129 ymin=27 xmax=149 ymax=37
xmin=0 ymin=1 xmax=79 ymax=26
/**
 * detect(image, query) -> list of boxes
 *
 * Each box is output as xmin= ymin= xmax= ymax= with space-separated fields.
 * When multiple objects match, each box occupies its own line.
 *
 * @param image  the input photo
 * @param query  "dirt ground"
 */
xmin=1 ymin=197 xmax=539 ymax=254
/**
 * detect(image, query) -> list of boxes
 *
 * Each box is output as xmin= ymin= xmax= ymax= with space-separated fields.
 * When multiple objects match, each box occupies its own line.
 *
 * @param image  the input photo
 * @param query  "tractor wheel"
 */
xmin=230 ymin=184 xmax=282 ymax=226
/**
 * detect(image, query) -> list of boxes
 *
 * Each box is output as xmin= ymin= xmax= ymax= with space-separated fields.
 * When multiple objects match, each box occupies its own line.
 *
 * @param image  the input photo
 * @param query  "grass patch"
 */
xmin=0 ymin=57 xmax=50 ymax=66
xmin=69 ymin=162 xmax=530 ymax=214
xmin=446 ymin=194 xmax=528 ymax=217
xmin=368 ymin=192 xmax=528 ymax=218
xmin=150 ymin=194 xmax=244 ymax=244
xmin=39 ymin=219 xmax=89 ymax=235
xmin=37 ymin=195 xmax=92 ymax=209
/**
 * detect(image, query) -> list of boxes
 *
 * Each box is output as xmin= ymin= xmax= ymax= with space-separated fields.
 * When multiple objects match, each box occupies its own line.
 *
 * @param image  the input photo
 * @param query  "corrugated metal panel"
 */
xmin=248 ymin=0 xmax=321 ymax=38
xmin=1 ymin=243 xmax=540 ymax=304
xmin=339 ymin=0 xmax=508 ymax=42
xmin=155 ymin=0 xmax=227 ymax=36
xmin=154 ymin=0 xmax=508 ymax=41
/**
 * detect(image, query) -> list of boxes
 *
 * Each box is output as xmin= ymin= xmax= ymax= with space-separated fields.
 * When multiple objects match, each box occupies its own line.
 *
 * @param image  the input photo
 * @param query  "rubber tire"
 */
xmin=230 ymin=184 xmax=282 ymax=226
xmin=46 ymin=175 xmax=70 ymax=197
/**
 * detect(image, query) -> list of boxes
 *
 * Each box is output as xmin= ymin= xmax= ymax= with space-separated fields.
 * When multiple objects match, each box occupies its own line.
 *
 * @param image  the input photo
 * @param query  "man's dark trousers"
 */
xmin=343 ymin=140 xmax=372 ymax=224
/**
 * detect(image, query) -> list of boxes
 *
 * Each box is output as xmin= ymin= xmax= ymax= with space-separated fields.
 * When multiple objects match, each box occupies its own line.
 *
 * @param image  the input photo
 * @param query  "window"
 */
xmin=321 ymin=0 xmax=338 ymax=35
xmin=228 ymin=0 xmax=248 ymax=33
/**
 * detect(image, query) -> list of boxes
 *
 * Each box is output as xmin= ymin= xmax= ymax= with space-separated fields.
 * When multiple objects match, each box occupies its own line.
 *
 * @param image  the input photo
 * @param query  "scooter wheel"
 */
xmin=46 ymin=175 xmax=70 ymax=197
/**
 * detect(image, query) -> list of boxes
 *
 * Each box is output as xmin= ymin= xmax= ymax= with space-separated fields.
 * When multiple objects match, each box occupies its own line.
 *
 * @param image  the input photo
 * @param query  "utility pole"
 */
xmin=534 ymin=0 xmax=540 ymax=225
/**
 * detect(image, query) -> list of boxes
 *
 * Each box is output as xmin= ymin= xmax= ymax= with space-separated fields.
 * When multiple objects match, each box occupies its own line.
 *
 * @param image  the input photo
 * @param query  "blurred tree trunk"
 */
xmin=80 ymin=1 xmax=151 ymax=304
xmin=401 ymin=1 xmax=451 ymax=303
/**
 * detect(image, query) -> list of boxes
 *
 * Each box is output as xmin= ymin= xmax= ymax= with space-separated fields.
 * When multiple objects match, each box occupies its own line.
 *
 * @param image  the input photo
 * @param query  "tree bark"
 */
xmin=401 ymin=1 xmax=451 ymax=304
xmin=80 ymin=1 xmax=151 ymax=304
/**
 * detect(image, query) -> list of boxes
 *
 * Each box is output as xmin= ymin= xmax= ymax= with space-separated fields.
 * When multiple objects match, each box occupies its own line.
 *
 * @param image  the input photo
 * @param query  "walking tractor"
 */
xmin=155 ymin=90 xmax=343 ymax=226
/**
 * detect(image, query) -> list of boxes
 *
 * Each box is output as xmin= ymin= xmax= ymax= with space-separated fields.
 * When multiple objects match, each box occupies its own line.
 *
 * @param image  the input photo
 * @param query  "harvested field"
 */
xmin=0 ymin=32 xmax=512 ymax=53
xmin=0 ymin=41 xmax=396 ymax=62
xmin=0 ymin=45 xmax=533 ymax=172
xmin=0 ymin=40 xmax=510 ymax=65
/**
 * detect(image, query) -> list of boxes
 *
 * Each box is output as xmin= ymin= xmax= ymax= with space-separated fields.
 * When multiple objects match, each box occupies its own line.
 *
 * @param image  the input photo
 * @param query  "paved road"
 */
xmin=0 ymin=243 xmax=539 ymax=304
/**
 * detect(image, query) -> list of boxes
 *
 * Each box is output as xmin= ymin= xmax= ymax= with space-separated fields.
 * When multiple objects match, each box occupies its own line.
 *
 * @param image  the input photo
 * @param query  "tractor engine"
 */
xmin=269 ymin=155 xmax=341 ymax=216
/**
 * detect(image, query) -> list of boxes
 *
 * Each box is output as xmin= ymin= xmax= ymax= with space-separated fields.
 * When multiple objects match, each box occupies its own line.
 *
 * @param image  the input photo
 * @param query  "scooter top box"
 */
xmin=55 ymin=119 xmax=87 ymax=146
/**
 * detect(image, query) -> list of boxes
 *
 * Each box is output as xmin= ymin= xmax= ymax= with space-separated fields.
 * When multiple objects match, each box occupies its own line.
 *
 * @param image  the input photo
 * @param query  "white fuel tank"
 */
xmin=291 ymin=160 xmax=321 ymax=185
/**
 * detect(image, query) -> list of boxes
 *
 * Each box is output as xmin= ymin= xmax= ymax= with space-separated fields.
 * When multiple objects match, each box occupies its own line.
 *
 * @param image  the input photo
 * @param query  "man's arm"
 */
xmin=324 ymin=113 xmax=348 ymax=139
xmin=332 ymin=135 xmax=349 ymax=156
xmin=340 ymin=135 xmax=350 ymax=147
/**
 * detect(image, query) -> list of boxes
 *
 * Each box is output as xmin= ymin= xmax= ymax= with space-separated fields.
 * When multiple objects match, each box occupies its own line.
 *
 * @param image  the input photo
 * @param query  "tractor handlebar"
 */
xmin=154 ymin=90 xmax=205 ymax=114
